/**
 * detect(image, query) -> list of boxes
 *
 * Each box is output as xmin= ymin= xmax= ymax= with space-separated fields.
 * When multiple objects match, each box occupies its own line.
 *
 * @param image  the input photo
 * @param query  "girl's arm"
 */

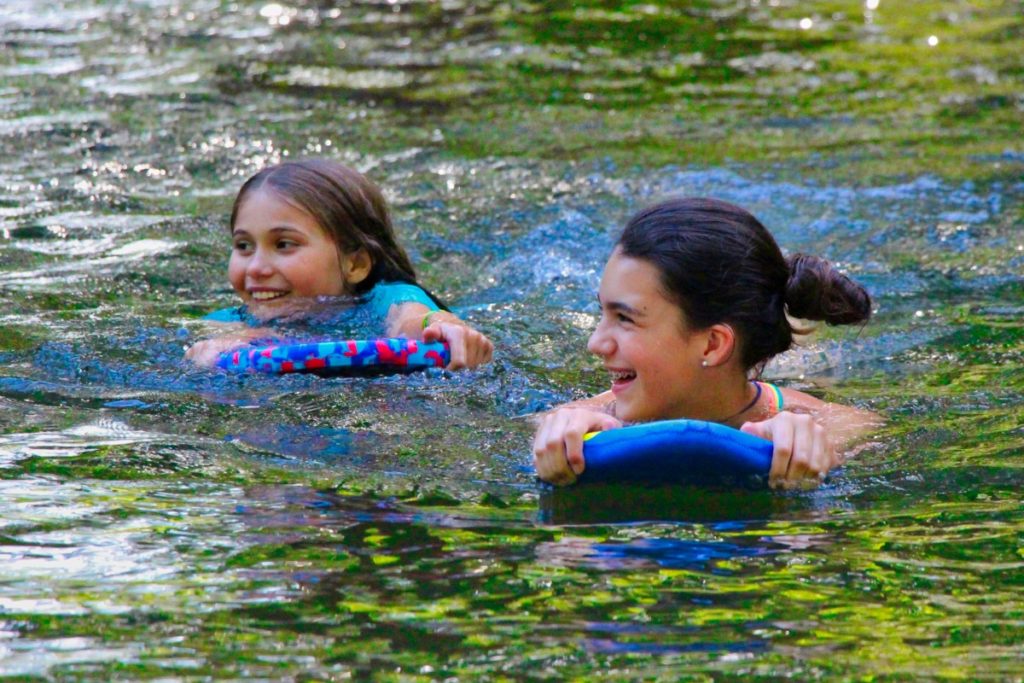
xmin=741 ymin=388 xmax=883 ymax=489
xmin=771 ymin=387 xmax=882 ymax=450
xmin=387 ymin=302 xmax=494 ymax=370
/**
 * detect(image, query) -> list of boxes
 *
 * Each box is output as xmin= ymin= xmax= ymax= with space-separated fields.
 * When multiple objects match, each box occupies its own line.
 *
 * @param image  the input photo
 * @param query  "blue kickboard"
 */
xmin=580 ymin=419 xmax=773 ymax=484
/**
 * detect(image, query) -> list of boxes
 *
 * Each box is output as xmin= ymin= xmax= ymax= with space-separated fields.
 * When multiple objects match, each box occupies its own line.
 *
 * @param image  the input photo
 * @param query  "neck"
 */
xmin=693 ymin=373 xmax=760 ymax=427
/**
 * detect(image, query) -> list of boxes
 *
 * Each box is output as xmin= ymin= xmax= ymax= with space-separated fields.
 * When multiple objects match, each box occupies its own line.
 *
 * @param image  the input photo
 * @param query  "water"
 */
xmin=1 ymin=0 xmax=1022 ymax=679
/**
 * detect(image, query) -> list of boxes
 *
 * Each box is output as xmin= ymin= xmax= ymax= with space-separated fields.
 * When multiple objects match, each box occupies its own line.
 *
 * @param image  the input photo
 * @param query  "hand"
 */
xmin=422 ymin=320 xmax=494 ymax=370
xmin=532 ymin=407 xmax=622 ymax=486
xmin=185 ymin=327 xmax=278 ymax=368
xmin=740 ymin=411 xmax=839 ymax=489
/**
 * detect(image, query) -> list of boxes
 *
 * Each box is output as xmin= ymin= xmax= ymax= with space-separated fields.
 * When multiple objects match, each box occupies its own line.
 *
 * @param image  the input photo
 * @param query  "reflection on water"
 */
xmin=0 ymin=0 xmax=1022 ymax=678
xmin=537 ymin=535 xmax=778 ymax=571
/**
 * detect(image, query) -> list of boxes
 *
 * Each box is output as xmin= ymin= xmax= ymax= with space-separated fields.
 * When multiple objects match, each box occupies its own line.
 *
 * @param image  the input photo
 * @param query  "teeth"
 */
xmin=609 ymin=370 xmax=636 ymax=381
xmin=251 ymin=291 xmax=286 ymax=301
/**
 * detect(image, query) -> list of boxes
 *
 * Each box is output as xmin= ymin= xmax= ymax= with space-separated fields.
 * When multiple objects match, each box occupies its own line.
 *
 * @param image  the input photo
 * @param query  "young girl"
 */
xmin=533 ymin=197 xmax=880 ymax=489
xmin=186 ymin=159 xmax=493 ymax=370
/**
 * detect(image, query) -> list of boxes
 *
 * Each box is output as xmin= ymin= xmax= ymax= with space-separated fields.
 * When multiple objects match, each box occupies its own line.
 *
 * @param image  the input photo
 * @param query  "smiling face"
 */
xmin=228 ymin=188 xmax=366 ymax=319
xmin=587 ymin=249 xmax=710 ymax=423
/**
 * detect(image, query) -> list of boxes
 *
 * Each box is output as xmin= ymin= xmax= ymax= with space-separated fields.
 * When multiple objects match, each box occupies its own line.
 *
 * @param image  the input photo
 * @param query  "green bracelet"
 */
xmin=421 ymin=311 xmax=440 ymax=329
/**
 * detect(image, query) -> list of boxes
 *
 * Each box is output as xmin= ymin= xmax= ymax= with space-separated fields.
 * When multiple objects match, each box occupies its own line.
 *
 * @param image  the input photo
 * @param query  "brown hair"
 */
xmin=230 ymin=159 xmax=421 ymax=297
xmin=618 ymin=197 xmax=871 ymax=370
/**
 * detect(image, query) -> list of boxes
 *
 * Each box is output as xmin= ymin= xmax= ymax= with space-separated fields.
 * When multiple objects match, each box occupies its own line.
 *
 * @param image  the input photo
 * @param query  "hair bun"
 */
xmin=785 ymin=254 xmax=872 ymax=325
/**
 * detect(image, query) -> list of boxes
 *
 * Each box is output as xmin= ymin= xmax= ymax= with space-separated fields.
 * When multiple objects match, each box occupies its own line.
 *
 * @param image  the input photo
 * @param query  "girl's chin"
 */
xmin=246 ymin=297 xmax=294 ymax=321
xmin=611 ymin=395 xmax=664 ymax=424
xmin=610 ymin=395 xmax=638 ymax=422
xmin=246 ymin=294 xmax=359 ymax=323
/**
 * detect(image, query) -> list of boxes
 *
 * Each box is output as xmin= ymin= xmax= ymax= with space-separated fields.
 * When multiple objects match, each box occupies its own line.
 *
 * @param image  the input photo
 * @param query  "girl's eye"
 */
xmin=233 ymin=240 xmax=252 ymax=253
xmin=616 ymin=312 xmax=634 ymax=325
xmin=276 ymin=239 xmax=298 ymax=250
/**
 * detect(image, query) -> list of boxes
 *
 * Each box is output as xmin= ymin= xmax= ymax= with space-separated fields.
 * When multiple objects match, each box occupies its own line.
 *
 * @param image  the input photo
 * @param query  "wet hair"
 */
xmin=231 ymin=159 xmax=444 ymax=306
xmin=617 ymin=197 xmax=871 ymax=370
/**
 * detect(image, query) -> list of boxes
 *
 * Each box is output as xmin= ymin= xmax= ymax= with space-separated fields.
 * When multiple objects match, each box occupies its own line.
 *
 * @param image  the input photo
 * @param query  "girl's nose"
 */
xmin=587 ymin=320 xmax=614 ymax=357
xmin=246 ymin=249 xmax=274 ymax=278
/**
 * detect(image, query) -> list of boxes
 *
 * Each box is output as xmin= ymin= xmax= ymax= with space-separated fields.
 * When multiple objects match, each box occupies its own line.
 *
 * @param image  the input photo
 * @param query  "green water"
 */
xmin=1 ymin=0 xmax=1022 ymax=679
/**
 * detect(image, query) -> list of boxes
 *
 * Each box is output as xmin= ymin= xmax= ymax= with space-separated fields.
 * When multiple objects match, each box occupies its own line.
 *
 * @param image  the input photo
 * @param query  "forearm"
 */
xmin=528 ymin=391 xmax=615 ymax=425
xmin=388 ymin=303 xmax=462 ymax=338
xmin=815 ymin=402 xmax=884 ymax=451
xmin=778 ymin=387 xmax=883 ymax=451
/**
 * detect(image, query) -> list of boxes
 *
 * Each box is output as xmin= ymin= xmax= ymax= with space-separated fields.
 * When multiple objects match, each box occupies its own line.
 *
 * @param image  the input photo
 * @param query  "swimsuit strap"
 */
xmin=758 ymin=381 xmax=785 ymax=415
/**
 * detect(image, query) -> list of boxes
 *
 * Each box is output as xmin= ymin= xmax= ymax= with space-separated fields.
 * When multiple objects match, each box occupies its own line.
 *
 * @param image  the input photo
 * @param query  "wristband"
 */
xmin=421 ymin=311 xmax=441 ymax=329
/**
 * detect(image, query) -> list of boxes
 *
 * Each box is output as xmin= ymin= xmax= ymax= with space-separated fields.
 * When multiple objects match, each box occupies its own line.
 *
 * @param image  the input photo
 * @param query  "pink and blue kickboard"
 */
xmin=580 ymin=419 xmax=773 ymax=484
xmin=216 ymin=338 xmax=450 ymax=375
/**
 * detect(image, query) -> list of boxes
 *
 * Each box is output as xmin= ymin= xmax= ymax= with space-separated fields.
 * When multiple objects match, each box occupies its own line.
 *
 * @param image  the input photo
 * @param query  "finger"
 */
xmin=784 ymin=418 xmax=832 ymax=489
xmin=767 ymin=423 xmax=795 ymax=489
xmin=470 ymin=333 xmax=493 ymax=367
xmin=740 ymin=420 xmax=770 ymax=439
xmin=566 ymin=411 xmax=623 ymax=476
xmin=595 ymin=412 xmax=623 ymax=432
xmin=463 ymin=332 xmax=483 ymax=368
xmin=811 ymin=423 xmax=833 ymax=483
xmin=786 ymin=419 xmax=812 ymax=480
xmin=563 ymin=424 xmax=586 ymax=477
xmin=532 ymin=414 xmax=575 ymax=485
xmin=532 ymin=418 xmax=558 ymax=482
xmin=439 ymin=324 xmax=467 ymax=370
xmin=421 ymin=324 xmax=442 ymax=343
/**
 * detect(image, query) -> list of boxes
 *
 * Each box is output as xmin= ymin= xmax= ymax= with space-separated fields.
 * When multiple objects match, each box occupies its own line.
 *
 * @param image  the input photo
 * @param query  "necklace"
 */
xmin=721 ymin=381 xmax=762 ymax=424
xmin=609 ymin=381 xmax=764 ymax=424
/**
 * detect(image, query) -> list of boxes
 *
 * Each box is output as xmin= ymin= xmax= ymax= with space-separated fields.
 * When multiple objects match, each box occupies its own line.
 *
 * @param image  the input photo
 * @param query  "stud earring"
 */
xmin=701 ymin=360 xmax=709 ymax=368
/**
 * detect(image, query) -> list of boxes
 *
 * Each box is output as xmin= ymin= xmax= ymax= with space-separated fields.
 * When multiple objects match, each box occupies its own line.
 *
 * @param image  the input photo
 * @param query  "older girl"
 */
xmin=533 ymin=197 xmax=879 ymax=488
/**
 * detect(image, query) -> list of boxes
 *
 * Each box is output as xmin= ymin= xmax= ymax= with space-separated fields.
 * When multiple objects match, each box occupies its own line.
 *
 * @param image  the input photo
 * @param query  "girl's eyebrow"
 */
xmin=597 ymin=295 xmax=644 ymax=317
xmin=232 ymin=225 xmax=303 ymax=235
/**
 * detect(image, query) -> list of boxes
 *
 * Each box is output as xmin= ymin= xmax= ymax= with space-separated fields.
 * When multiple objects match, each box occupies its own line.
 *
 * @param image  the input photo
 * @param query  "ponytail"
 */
xmin=785 ymin=254 xmax=872 ymax=326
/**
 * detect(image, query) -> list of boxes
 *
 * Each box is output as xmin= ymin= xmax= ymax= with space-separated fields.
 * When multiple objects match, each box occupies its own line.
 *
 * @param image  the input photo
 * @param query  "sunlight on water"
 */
xmin=0 ymin=0 xmax=1021 ymax=678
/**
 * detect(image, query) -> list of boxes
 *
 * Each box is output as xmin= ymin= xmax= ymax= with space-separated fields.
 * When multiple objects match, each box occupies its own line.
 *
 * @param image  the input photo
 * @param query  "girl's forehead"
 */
xmin=601 ymin=251 xmax=662 ymax=294
xmin=239 ymin=187 xmax=323 ymax=229
xmin=246 ymin=186 xmax=302 ymax=212
xmin=601 ymin=251 xmax=692 ymax=323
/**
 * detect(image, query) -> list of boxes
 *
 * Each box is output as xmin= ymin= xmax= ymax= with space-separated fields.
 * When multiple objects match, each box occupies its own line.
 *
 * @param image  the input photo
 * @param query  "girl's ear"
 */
xmin=701 ymin=323 xmax=736 ymax=368
xmin=342 ymin=248 xmax=373 ymax=286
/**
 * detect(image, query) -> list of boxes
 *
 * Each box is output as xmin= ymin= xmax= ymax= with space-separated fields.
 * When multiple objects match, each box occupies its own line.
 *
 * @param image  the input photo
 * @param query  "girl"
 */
xmin=533 ymin=197 xmax=880 ymax=489
xmin=186 ymin=159 xmax=493 ymax=370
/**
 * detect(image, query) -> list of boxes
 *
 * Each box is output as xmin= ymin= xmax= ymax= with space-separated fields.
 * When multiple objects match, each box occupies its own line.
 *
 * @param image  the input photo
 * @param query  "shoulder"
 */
xmin=366 ymin=280 xmax=439 ymax=316
xmin=775 ymin=384 xmax=883 ymax=447
xmin=557 ymin=390 xmax=616 ymax=413
xmin=776 ymin=386 xmax=825 ymax=413
xmin=371 ymin=280 xmax=433 ymax=299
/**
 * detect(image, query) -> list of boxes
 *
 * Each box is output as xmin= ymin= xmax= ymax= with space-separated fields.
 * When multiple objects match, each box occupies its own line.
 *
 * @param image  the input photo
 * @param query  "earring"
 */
xmin=701 ymin=360 xmax=709 ymax=368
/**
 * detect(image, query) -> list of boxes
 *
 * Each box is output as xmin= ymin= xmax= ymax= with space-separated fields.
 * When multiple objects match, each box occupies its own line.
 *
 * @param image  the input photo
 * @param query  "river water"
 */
xmin=1 ymin=0 xmax=1022 ymax=679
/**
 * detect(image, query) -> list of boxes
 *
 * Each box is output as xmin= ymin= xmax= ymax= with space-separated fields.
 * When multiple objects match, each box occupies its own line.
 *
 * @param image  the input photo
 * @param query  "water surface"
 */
xmin=1 ymin=0 xmax=1022 ymax=679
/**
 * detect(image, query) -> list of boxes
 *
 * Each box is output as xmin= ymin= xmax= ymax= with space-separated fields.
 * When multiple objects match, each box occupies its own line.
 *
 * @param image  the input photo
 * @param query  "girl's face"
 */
xmin=228 ymin=188 xmax=366 ymax=318
xmin=587 ymin=249 xmax=708 ymax=423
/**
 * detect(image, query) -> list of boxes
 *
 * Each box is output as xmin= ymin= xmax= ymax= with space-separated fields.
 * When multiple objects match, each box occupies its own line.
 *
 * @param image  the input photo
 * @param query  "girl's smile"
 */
xmin=228 ymin=188 xmax=366 ymax=318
